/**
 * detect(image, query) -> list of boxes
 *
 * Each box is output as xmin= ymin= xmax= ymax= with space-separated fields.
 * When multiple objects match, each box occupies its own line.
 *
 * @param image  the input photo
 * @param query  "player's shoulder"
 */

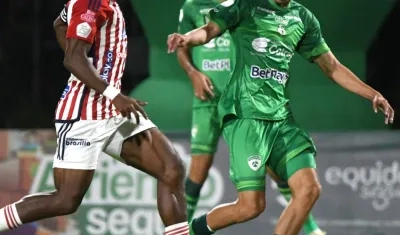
xmin=289 ymin=1 xmax=317 ymax=23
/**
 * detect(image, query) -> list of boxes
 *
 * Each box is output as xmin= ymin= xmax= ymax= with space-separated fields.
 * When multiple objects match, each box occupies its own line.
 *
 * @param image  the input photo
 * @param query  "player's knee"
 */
xmin=54 ymin=192 xmax=84 ymax=215
xmin=235 ymin=195 xmax=266 ymax=222
xmin=297 ymin=182 xmax=321 ymax=203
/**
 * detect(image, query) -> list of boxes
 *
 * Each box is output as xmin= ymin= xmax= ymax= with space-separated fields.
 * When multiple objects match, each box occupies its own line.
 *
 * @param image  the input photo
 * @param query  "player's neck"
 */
xmin=273 ymin=0 xmax=290 ymax=8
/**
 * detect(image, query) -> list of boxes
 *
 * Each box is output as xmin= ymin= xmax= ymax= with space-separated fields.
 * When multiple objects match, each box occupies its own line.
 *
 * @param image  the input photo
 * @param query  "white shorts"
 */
xmin=53 ymin=115 xmax=156 ymax=170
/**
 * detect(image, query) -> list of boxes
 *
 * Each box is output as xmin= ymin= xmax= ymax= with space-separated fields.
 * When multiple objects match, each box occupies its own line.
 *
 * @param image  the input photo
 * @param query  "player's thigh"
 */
xmin=102 ymin=115 xmax=156 ymax=164
xmin=103 ymin=118 xmax=182 ymax=180
xmin=269 ymin=117 xmax=317 ymax=182
xmin=52 ymin=121 xmax=111 ymax=197
xmin=222 ymin=117 xmax=278 ymax=192
xmin=191 ymin=106 xmax=222 ymax=156
xmin=53 ymin=120 xmax=112 ymax=170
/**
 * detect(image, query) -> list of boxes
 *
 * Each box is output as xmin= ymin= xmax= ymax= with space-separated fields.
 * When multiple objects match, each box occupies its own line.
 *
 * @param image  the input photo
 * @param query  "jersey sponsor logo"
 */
xmin=250 ymin=65 xmax=289 ymax=84
xmin=61 ymin=85 xmax=70 ymax=99
xmin=76 ymin=22 xmax=92 ymax=38
xmin=203 ymin=36 xmax=231 ymax=49
xmin=252 ymin=38 xmax=270 ymax=53
xmin=274 ymin=15 xmax=301 ymax=26
xmin=80 ymin=10 xmax=96 ymax=23
xmin=256 ymin=6 xmax=275 ymax=15
xmin=65 ymin=138 xmax=91 ymax=146
xmin=251 ymin=37 xmax=294 ymax=59
xmin=283 ymin=15 xmax=302 ymax=22
xmin=247 ymin=155 xmax=262 ymax=171
xmin=202 ymin=59 xmax=230 ymax=71
xmin=101 ymin=50 xmax=113 ymax=81
xmin=122 ymin=28 xmax=128 ymax=46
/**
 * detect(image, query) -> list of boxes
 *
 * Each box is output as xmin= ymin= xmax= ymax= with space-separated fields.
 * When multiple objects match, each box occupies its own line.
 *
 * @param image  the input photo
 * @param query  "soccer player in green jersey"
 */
xmin=168 ymin=0 xmax=395 ymax=234
xmin=176 ymin=0 xmax=327 ymax=235
xmin=176 ymin=0 xmax=234 ymax=222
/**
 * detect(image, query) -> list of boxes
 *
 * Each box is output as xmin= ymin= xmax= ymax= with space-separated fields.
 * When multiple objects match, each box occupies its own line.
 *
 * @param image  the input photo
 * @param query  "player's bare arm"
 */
xmin=315 ymin=51 xmax=394 ymax=124
xmin=63 ymin=38 xmax=147 ymax=122
xmin=168 ymin=21 xmax=221 ymax=53
xmin=177 ymin=43 xmax=214 ymax=99
xmin=53 ymin=17 xmax=67 ymax=52
xmin=63 ymin=39 xmax=109 ymax=93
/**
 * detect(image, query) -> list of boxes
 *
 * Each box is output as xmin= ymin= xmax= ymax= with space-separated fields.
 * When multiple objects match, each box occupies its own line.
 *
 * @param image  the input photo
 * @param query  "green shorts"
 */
xmin=191 ymin=106 xmax=222 ymax=155
xmin=222 ymin=116 xmax=317 ymax=192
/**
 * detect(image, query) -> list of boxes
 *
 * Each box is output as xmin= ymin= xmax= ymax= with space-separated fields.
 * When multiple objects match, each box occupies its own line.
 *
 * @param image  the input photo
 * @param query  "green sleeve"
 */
xmin=207 ymin=0 xmax=247 ymax=32
xmin=178 ymin=2 xmax=196 ymax=34
xmin=296 ymin=11 xmax=330 ymax=62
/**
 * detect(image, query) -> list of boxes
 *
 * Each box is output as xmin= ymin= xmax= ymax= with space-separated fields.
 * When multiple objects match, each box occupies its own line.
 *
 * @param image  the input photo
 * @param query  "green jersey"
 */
xmin=208 ymin=0 xmax=330 ymax=121
xmin=178 ymin=0 xmax=235 ymax=107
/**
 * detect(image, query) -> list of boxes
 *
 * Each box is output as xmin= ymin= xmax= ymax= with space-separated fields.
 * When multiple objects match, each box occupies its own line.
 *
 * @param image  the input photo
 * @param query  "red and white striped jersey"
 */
xmin=55 ymin=0 xmax=128 ymax=121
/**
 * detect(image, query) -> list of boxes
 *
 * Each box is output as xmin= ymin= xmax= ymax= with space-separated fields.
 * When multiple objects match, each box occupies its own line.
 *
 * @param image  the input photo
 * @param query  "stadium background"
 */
xmin=0 ymin=0 xmax=399 ymax=234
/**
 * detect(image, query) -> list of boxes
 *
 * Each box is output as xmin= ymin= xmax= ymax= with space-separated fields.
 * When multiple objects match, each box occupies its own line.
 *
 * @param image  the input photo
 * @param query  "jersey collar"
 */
xmin=268 ymin=0 xmax=291 ymax=12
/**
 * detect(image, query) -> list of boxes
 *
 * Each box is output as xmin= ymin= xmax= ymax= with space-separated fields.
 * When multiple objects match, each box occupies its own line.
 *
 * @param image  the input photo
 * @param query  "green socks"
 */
xmin=185 ymin=178 xmax=203 ymax=221
xmin=191 ymin=214 xmax=214 ymax=235
xmin=278 ymin=182 xmax=320 ymax=235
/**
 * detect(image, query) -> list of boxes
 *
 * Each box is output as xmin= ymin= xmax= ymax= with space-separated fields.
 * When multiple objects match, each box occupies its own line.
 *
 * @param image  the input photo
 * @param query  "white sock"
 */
xmin=0 ymin=204 xmax=22 ymax=231
xmin=164 ymin=221 xmax=189 ymax=235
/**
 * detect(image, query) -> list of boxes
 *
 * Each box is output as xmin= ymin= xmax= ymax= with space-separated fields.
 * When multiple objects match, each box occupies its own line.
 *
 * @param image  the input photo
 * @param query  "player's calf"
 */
xmin=0 ymin=168 xmax=93 ymax=232
xmin=186 ymin=154 xmax=214 ymax=220
xmin=191 ymin=191 xmax=266 ymax=234
xmin=274 ymin=168 xmax=321 ymax=235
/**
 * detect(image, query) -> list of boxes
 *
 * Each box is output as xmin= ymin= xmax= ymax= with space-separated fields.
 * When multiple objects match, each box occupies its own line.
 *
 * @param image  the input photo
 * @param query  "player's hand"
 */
xmin=112 ymin=94 xmax=148 ymax=124
xmin=167 ymin=33 xmax=188 ymax=53
xmin=189 ymin=70 xmax=214 ymax=100
xmin=372 ymin=95 xmax=394 ymax=124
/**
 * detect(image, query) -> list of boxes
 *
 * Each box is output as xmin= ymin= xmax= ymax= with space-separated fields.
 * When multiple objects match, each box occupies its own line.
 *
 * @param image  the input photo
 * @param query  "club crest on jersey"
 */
xmin=247 ymin=155 xmax=262 ymax=171
xmin=77 ymin=22 xmax=92 ymax=38
xmin=80 ymin=10 xmax=96 ymax=23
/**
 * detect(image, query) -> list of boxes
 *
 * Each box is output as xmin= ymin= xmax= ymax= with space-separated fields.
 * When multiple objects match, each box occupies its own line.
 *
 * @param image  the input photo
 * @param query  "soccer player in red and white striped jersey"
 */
xmin=0 ymin=1 xmax=189 ymax=234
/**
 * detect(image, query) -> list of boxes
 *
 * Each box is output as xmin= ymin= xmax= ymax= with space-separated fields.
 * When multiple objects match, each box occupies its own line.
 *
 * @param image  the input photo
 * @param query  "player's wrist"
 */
xmin=187 ymin=68 xmax=197 ymax=76
xmin=370 ymin=92 xmax=383 ymax=101
xmin=103 ymin=85 xmax=120 ymax=101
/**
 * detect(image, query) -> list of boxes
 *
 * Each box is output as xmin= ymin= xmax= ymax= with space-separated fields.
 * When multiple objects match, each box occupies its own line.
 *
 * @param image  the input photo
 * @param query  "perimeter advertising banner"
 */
xmin=0 ymin=130 xmax=399 ymax=235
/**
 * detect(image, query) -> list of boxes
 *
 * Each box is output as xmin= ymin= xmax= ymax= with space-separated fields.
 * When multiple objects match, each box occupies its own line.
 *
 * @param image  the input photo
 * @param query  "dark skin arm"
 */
xmin=176 ymin=46 xmax=196 ymax=75
xmin=53 ymin=16 xmax=68 ymax=52
xmin=170 ymin=22 xmax=222 ymax=99
xmin=177 ymin=46 xmax=214 ymax=99
xmin=53 ymin=14 xmax=108 ymax=94
xmin=56 ymin=16 xmax=147 ymax=122
xmin=63 ymin=38 xmax=109 ymax=93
